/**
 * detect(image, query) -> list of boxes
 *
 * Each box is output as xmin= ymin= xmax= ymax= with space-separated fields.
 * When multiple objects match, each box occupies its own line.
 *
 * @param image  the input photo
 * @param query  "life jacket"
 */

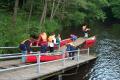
xmin=38 ymin=32 xmax=47 ymax=45
xmin=41 ymin=32 xmax=47 ymax=42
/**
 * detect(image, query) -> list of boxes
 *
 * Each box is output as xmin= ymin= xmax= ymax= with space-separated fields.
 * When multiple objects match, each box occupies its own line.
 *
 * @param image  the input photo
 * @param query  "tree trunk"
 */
xmin=12 ymin=0 xmax=19 ymax=27
xmin=43 ymin=1 xmax=48 ymax=25
xmin=27 ymin=0 xmax=33 ymax=33
xmin=40 ymin=0 xmax=48 ymax=27
xmin=50 ymin=0 xmax=61 ymax=20
xmin=50 ymin=0 xmax=55 ymax=21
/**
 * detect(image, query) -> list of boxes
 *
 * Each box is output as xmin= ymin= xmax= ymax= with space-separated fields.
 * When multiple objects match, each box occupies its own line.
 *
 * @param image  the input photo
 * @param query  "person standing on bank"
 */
xmin=19 ymin=34 xmax=37 ymax=63
xmin=82 ymin=25 xmax=90 ymax=38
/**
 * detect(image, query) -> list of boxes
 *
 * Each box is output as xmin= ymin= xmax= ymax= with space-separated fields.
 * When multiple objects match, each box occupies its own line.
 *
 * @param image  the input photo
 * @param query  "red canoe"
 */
xmin=26 ymin=38 xmax=72 ymax=63
xmin=54 ymin=38 xmax=72 ymax=49
xmin=60 ymin=38 xmax=72 ymax=47
xmin=83 ymin=36 xmax=96 ymax=48
xmin=32 ymin=38 xmax=72 ymax=48
xmin=25 ymin=36 xmax=96 ymax=63
xmin=26 ymin=54 xmax=63 ymax=63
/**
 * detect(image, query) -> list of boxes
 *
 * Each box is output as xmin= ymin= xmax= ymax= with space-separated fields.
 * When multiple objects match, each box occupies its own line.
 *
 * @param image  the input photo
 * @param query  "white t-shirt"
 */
xmin=48 ymin=42 xmax=54 ymax=47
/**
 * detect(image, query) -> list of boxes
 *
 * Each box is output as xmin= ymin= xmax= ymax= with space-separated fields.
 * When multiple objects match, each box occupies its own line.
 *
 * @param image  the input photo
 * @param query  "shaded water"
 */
xmin=88 ymin=33 xmax=120 ymax=80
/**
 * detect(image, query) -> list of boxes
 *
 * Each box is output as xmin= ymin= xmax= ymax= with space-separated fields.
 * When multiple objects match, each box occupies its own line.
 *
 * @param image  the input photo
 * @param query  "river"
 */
xmin=88 ymin=30 xmax=120 ymax=80
xmin=44 ymin=24 xmax=120 ymax=80
xmin=63 ymin=25 xmax=120 ymax=80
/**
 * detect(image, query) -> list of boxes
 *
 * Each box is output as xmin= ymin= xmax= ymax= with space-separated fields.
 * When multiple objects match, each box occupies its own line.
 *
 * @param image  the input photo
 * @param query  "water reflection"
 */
xmin=88 ymin=38 xmax=120 ymax=80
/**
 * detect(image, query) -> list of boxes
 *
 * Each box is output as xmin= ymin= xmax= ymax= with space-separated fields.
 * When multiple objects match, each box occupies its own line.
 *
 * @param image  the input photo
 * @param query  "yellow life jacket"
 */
xmin=48 ymin=36 xmax=53 ymax=42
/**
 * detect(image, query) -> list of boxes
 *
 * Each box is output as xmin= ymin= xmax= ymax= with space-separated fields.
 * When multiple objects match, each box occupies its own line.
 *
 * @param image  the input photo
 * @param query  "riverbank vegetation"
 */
xmin=0 ymin=0 xmax=120 ymax=47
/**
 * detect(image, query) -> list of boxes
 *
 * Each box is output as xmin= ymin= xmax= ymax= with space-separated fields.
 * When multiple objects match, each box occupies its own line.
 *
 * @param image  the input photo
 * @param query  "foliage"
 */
xmin=109 ymin=24 xmax=120 ymax=38
xmin=0 ymin=0 xmax=119 ymax=49
xmin=109 ymin=0 xmax=120 ymax=19
xmin=44 ymin=19 xmax=61 ymax=34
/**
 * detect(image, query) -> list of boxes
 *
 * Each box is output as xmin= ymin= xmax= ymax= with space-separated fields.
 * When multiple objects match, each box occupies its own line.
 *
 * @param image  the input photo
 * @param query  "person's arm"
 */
xmin=86 ymin=28 xmax=90 ymax=31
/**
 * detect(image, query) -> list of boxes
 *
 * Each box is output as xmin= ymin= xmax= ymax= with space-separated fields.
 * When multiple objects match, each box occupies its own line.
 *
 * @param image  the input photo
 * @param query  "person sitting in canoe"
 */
xmin=66 ymin=43 xmax=77 ymax=60
xmin=19 ymin=34 xmax=38 ymax=63
xmin=38 ymin=32 xmax=48 ymax=53
xmin=82 ymin=24 xmax=90 ymax=38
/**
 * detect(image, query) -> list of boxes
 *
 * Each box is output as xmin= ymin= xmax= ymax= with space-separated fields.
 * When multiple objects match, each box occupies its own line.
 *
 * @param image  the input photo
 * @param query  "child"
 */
xmin=48 ymin=40 xmax=54 ymax=52
xmin=19 ymin=34 xmax=37 ymax=63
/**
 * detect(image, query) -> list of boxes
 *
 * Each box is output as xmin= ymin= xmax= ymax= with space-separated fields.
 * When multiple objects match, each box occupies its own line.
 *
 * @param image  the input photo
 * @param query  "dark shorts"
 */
xmin=19 ymin=44 xmax=27 ymax=51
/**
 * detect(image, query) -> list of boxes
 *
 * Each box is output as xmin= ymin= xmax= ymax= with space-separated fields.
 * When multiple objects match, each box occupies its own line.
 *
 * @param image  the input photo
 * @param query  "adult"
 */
xmin=66 ymin=43 xmax=77 ymax=60
xmin=19 ymin=34 xmax=37 ymax=63
xmin=82 ymin=25 xmax=90 ymax=38
xmin=38 ymin=32 xmax=48 ymax=53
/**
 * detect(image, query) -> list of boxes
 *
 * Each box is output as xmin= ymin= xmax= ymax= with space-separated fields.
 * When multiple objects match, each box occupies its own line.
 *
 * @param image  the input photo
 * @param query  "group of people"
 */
xmin=19 ymin=24 xmax=90 ymax=63
xmin=65 ymin=24 xmax=90 ymax=60
xmin=19 ymin=32 xmax=61 ymax=63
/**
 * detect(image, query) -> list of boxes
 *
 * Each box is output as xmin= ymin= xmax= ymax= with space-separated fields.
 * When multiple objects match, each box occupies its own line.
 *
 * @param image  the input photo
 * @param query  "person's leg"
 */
xmin=72 ymin=52 xmax=75 ymax=60
xmin=49 ymin=47 xmax=52 ymax=52
xmin=51 ymin=47 xmax=54 ymax=52
xmin=58 ymin=44 xmax=60 ymax=50
xmin=41 ymin=45 xmax=47 ymax=53
xmin=44 ymin=44 xmax=47 ymax=52
xmin=69 ymin=52 xmax=72 ymax=57
xmin=21 ymin=51 xmax=27 ymax=63
xmin=42 ymin=45 xmax=46 ymax=53
xmin=40 ymin=45 xmax=43 ymax=53
xmin=57 ymin=43 xmax=60 ymax=50
xmin=20 ymin=44 xmax=27 ymax=63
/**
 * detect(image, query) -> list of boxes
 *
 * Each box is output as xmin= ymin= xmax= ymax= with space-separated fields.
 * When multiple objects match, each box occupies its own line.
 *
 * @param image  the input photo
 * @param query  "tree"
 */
xmin=109 ymin=0 xmax=120 ymax=19
xmin=12 ymin=0 xmax=19 ymax=27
